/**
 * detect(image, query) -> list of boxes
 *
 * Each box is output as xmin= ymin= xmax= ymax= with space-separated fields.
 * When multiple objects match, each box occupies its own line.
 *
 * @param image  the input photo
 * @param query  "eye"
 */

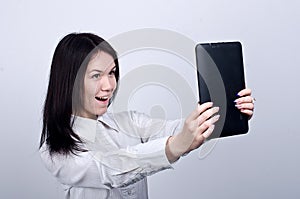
xmin=108 ymin=69 xmax=116 ymax=76
xmin=91 ymin=73 xmax=100 ymax=79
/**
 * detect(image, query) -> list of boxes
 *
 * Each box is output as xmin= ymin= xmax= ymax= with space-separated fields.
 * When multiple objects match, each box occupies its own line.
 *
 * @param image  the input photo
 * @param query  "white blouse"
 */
xmin=40 ymin=111 xmax=183 ymax=199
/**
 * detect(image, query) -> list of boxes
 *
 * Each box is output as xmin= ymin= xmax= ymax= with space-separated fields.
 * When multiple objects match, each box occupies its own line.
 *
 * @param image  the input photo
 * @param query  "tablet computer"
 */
xmin=195 ymin=41 xmax=249 ymax=139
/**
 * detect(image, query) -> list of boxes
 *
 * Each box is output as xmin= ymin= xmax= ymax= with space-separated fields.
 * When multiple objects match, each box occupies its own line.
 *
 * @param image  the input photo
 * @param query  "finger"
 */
xmin=198 ymin=102 xmax=214 ymax=115
xmin=237 ymin=88 xmax=252 ymax=97
xmin=187 ymin=102 xmax=213 ymax=122
xmin=202 ymin=124 xmax=215 ymax=139
xmin=189 ymin=124 xmax=216 ymax=151
xmin=197 ymin=106 xmax=219 ymax=126
xmin=189 ymin=133 xmax=206 ymax=150
xmin=198 ymin=114 xmax=220 ymax=133
xmin=240 ymin=109 xmax=253 ymax=117
xmin=235 ymin=103 xmax=254 ymax=111
xmin=235 ymin=96 xmax=253 ymax=104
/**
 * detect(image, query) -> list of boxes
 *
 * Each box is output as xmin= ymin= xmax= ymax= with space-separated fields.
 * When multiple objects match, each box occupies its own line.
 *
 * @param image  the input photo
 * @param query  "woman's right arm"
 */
xmin=40 ymin=102 xmax=219 ymax=188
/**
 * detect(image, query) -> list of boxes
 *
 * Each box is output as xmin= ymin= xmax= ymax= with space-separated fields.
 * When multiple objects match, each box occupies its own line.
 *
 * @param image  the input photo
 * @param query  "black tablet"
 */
xmin=195 ymin=41 xmax=249 ymax=139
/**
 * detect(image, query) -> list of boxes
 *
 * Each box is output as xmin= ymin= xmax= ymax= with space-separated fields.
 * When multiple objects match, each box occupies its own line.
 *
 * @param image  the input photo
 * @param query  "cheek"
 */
xmin=111 ymin=78 xmax=117 ymax=90
xmin=84 ymin=81 xmax=97 ymax=99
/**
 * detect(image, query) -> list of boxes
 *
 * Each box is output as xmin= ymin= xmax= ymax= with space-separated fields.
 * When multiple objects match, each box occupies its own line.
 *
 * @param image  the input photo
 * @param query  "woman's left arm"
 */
xmin=234 ymin=88 xmax=255 ymax=119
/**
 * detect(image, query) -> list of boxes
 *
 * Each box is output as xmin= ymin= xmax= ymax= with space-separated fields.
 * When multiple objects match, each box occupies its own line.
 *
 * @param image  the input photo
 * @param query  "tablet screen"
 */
xmin=195 ymin=42 xmax=249 ymax=138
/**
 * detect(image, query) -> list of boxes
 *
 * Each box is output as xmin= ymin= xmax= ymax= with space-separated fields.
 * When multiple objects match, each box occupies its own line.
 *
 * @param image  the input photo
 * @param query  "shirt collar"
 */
xmin=72 ymin=116 xmax=97 ymax=142
xmin=97 ymin=112 xmax=120 ymax=132
xmin=72 ymin=113 xmax=120 ymax=142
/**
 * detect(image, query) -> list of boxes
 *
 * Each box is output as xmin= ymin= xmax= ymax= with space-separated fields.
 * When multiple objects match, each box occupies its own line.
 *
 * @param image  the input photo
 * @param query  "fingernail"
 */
xmin=214 ymin=114 xmax=220 ymax=120
xmin=234 ymin=99 xmax=241 ymax=104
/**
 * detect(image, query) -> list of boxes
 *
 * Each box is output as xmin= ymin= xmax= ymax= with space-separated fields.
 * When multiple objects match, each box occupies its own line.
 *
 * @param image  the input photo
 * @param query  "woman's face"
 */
xmin=79 ymin=51 xmax=117 ymax=119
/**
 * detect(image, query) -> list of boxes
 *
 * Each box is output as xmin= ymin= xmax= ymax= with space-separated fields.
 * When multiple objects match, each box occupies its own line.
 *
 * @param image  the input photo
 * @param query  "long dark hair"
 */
xmin=39 ymin=33 xmax=119 ymax=155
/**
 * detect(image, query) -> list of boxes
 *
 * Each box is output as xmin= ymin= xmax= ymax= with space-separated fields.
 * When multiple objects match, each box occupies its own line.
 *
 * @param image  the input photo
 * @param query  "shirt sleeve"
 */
xmin=91 ymin=136 xmax=172 ymax=187
xmin=40 ymin=137 xmax=172 ymax=188
xmin=109 ymin=111 xmax=184 ymax=142
xmin=89 ymin=112 xmax=184 ymax=187
xmin=89 ymin=112 xmax=183 ymax=186
xmin=132 ymin=111 xmax=184 ymax=142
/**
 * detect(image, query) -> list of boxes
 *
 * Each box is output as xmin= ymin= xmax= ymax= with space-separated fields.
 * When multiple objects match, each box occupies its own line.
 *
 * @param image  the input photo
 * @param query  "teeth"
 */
xmin=96 ymin=96 xmax=109 ymax=101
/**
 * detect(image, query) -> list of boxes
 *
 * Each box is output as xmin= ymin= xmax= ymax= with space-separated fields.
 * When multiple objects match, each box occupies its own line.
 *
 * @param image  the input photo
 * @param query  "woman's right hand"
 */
xmin=166 ymin=102 xmax=220 ymax=163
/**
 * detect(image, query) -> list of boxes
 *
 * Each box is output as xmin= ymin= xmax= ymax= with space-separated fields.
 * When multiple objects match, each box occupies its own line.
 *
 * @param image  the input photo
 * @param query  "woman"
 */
xmin=39 ymin=33 xmax=254 ymax=199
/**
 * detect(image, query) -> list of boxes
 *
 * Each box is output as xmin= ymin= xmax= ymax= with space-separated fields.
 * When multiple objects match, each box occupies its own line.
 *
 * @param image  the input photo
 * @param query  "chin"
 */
xmin=96 ymin=108 xmax=108 ymax=116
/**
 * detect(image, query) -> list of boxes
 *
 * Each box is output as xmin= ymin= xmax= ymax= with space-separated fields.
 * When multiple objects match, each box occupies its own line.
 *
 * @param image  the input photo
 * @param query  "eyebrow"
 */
xmin=88 ymin=66 xmax=116 ymax=73
xmin=110 ymin=66 xmax=117 ymax=71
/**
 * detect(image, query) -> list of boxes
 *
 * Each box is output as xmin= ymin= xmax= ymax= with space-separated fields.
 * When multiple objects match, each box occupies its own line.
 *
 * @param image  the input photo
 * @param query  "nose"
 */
xmin=99 ymin=75 xmax=114 ymax=92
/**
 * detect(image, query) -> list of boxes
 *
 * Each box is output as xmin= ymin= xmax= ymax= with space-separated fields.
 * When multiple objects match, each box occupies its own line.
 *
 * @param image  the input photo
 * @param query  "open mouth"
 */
xmin=95 ymin=96 xmax=109 ymax=102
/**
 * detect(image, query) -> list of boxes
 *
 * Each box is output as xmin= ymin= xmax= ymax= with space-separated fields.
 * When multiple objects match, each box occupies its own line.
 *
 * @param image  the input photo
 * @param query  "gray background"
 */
xmin=1 ymin=0 xmax=299 ymax=198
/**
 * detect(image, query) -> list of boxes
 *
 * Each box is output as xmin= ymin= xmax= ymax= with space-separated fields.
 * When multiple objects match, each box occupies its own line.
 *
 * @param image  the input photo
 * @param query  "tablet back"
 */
xmin=195 ymin=41 xmax=249 ymax=138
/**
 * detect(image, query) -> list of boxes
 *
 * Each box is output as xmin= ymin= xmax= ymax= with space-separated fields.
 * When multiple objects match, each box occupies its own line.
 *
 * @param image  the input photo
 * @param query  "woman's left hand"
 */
xmin=234 ymin=88 xmax=255 ymax=119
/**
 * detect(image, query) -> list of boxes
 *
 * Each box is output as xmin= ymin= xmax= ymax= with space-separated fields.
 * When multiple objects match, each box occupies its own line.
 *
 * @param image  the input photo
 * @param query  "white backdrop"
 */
xmin=1 ymin=0 xmax=299 ymax=198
